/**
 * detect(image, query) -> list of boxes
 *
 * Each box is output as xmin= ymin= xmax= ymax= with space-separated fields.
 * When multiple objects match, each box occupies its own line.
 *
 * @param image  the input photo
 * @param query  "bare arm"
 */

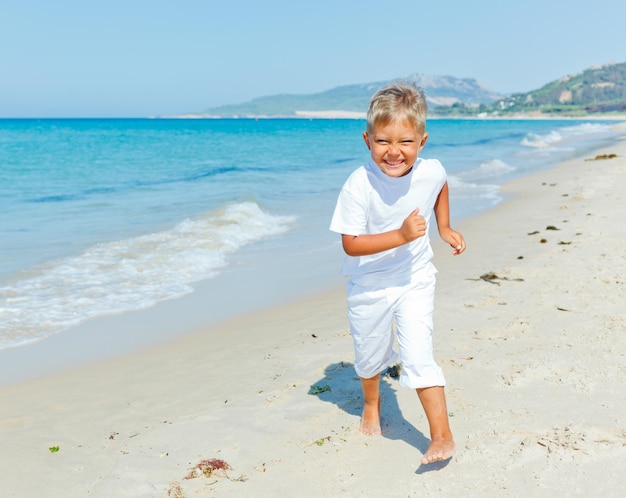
xmin=434 ymin=182 xmax=466 ymax=255
xmin=342 ymin=208 xmax=427 ymax=257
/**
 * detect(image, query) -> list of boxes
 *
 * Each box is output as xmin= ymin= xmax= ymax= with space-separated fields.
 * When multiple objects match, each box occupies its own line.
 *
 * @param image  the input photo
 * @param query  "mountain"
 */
xmin=189 ymin=75 xmax=503 ymax=118
xmin=472 ymin=62 xmax=626 ymax=117
xmin=181 ymin=62 xmax=626 ymax=118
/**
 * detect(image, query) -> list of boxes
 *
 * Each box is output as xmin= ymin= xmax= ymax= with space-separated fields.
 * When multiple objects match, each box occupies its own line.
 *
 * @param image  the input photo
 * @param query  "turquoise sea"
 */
xmin=0 ymin=118 xmax=621 ymax=351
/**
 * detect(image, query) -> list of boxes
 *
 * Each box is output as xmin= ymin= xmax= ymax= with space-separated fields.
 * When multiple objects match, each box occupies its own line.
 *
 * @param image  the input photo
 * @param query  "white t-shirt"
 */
xmin=329 ymin=158 xmax=447 ymax=286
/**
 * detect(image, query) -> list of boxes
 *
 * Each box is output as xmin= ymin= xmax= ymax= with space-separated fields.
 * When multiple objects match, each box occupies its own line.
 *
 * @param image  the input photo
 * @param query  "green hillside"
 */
xmin=473 ymin=62 xmax=626 ymax=116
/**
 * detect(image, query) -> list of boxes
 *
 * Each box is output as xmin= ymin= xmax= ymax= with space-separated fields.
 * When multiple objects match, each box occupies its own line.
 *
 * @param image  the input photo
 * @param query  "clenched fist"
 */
xmin=399 ymin=208 xmax=427 ymax=243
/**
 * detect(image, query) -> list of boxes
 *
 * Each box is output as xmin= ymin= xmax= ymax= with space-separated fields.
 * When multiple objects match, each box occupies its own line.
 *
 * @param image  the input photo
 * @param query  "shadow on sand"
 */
xmin=312 ymin=361 xmax=450 ymax=473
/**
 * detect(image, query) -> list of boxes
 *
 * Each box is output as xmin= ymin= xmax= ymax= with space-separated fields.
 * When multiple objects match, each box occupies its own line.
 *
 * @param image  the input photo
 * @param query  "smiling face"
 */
xmin=363 ymin=117 xmax=428 ymax=178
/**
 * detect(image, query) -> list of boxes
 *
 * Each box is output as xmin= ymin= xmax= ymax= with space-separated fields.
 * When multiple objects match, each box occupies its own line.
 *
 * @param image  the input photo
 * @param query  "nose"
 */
xmin=387 ymin=143 xmax=401 ymax=156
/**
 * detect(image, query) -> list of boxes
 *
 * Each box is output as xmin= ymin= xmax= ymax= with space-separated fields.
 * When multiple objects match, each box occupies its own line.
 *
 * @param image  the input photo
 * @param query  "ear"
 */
xmin=419 ymin=132 xmax=429 ymax=151
xmin=362 ymin=131 xmax=371 ymax=150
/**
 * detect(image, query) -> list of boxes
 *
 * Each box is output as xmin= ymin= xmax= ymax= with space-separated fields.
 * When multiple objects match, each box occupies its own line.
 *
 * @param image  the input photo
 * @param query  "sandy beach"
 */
xmin=1 ymin=127 xmax=625 ymax=497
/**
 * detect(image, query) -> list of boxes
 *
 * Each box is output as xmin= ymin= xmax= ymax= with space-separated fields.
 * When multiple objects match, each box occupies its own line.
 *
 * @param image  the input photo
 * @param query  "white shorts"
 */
xmin=346 ymin=265 xmax=445 ymax=389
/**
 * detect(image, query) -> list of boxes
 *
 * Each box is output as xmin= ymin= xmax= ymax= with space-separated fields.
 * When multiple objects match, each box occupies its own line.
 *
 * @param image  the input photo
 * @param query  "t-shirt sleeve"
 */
xmin=329 ymin=187 xmax=368 ymax=236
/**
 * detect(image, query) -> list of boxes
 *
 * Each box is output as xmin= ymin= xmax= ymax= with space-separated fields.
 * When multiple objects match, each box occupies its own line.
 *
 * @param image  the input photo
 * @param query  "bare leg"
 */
xmin=359 ymin=374 xmax=382 ymax=435
xmin=417 ymin=386 xmax=455 ymax=464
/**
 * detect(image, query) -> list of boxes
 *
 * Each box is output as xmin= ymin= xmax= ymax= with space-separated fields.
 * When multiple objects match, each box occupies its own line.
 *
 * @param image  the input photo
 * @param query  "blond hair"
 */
xmin=366 ymin=81 xmax=428 ymax=134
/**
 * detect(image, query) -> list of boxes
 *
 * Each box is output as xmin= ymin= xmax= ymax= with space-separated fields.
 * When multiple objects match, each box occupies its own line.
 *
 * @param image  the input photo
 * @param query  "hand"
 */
xmin=399 ymin=208 xmax=427 ymax=242
xmin=440 ymin=227 xmax=466 ymax=255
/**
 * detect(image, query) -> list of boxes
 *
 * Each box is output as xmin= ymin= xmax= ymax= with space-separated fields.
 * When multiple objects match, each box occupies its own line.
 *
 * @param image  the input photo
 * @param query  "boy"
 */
xmin=329 ymin=82 xmax=466 ymax=464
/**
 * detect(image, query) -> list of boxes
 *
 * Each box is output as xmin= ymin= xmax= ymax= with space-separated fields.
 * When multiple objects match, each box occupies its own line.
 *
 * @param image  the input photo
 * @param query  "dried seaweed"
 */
xmin=184 ymin=458 xmax=247 ymax=482
xmin=467 ymin=272 xmax=524 ymax=285
xmin=585 ymin=153 xmax=617 ymax=161
xmin=309 ymin=384 xmax=331 ymax=395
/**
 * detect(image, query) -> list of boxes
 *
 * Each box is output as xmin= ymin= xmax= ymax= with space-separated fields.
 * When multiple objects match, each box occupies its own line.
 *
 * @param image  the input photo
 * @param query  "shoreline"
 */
xmin=1 ymin=127 xmax=625 ymax=496
xmin=0 ymin=251 xmax=347 ymax=387
xmin=1 ymin=119 xmax=623 ymax=385
xmin=162 ymin=113 xmax=626 ymax=120
xmin=4 ymin=115 xmax=626 ymax=121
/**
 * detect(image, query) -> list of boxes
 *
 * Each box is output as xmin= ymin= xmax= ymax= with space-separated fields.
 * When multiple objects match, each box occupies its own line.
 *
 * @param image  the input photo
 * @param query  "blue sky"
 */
xmin=2 ymin=0 xmax=625 ymax=117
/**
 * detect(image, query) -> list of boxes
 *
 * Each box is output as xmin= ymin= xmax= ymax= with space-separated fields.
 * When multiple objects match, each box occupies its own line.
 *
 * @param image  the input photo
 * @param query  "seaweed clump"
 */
xmin=184 ymin=458 xmax=247 ymax=482
xmin=185 ymin=458 xmax=231 ymax=479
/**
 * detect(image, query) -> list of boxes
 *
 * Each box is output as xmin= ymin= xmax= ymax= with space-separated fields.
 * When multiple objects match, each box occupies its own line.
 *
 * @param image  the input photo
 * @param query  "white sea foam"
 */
xmin=521 ymin=130 xmax=564 ymax=148
xmin=447 ymin=174 xmax=501 ymax=203
xmin=0 ymin=202 xmax=296 ymax=349
xmin=521 ymin=123 xmax=613 ymax=149
xmin=460 ymin=159 xmax=516 ymax=180
xmin=560 ymin=122 xmax=613 ymax=136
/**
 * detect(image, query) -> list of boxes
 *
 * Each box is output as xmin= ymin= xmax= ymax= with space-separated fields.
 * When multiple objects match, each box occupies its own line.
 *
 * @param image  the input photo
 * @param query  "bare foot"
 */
xmin=420 ymin=436 xmax=456 ymax=464
xmin=359 ymin=400 xmax=382 ymax=435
